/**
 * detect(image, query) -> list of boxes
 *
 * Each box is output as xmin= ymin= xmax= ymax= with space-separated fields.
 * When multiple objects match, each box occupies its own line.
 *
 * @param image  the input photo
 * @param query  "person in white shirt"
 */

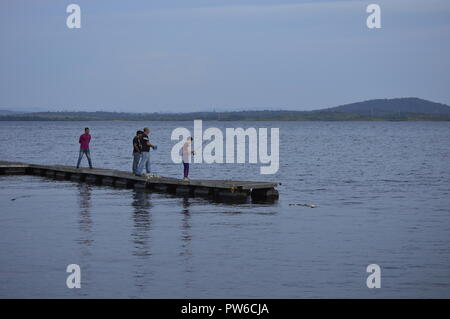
xmin=182 ymin=137 xmax=195 ymax=181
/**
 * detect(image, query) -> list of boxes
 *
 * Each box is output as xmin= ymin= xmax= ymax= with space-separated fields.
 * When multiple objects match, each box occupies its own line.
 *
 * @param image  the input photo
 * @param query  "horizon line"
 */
xmin=1 ymin=97 xmax=449 ymax=114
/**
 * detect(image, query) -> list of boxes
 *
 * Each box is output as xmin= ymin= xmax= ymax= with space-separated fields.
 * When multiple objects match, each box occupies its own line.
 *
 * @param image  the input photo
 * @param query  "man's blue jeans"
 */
xmin=77 ymin=148 xmax=92 ymax=168
xmin=132 ymin=152 xmax=141 ymax=174
xmin=137 ymin=151 xmax=150 ymax=175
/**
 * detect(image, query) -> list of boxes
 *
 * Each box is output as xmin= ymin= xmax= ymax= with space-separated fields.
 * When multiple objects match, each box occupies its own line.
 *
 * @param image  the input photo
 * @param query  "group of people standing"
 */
xmin=132 ymin=127 xmax=157 ymax=176
xmin=76 ymin=127 xmax=194 ymax=180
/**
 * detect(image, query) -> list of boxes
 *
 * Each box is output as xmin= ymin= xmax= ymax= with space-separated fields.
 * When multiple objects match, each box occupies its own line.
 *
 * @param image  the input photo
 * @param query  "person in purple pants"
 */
xmin=182 ymin=137 xmax=195 ymax=181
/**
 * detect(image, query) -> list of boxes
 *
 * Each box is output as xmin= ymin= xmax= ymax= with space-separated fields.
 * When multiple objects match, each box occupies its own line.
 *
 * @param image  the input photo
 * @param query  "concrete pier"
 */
xmin=0 ymin=161 xmax=280 ymax=202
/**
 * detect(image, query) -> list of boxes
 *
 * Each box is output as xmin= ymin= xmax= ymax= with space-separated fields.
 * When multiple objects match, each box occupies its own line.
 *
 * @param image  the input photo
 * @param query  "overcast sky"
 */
xmin=1 ymin=0 xmax=450 ymax=112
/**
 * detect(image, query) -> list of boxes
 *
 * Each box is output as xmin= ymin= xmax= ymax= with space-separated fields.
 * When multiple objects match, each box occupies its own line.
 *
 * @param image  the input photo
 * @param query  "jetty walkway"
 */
xmin=0 ymin=161 xmax=280 ymax=202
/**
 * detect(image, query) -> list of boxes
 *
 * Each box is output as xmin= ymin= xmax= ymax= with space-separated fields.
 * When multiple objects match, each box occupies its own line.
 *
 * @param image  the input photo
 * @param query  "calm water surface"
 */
xmin=0 ymin=121 xmax=449 ymax=298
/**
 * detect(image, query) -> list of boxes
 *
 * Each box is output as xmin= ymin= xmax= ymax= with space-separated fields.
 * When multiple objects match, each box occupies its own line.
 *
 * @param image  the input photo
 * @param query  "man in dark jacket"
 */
xmin=132 ymin=130 xmax=143 ymax=174
xmin=136 ymin=127 xmax=156 ymax=176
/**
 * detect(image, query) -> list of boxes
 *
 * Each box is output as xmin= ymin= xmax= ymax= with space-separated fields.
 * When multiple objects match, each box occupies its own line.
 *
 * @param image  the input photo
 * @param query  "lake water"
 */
xmin=0 ymin=121 xmax=449 ymax=298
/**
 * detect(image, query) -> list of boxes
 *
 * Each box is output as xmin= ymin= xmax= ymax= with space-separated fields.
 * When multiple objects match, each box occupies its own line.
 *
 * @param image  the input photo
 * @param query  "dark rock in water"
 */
xmin=289 ymin=203 xmax=317 ymax=208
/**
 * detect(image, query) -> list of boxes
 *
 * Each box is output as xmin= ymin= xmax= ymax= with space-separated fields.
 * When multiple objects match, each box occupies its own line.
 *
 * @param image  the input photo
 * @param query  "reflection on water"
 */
xmin=76 ymin=183 xmax=94 ymax=296
xmin=77 ymin=184 xmax=93 ymax=256
xmin=180 ymin=197 xmax=192 ymax=255
xmin=180 ymin=198 xmax=193 ymax=291
xmin=131 ymin=191 xmax=152 ymax=257
xmin=131 ymin=190 xmax=153 ymax=293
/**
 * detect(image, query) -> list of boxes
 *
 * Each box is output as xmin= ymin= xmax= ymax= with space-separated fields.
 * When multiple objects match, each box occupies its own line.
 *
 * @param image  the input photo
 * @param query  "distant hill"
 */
xmin=322 ymin=97 xmax=450 ymax=115
xmin=1 ymin=98 xmax=450 ymax=121
xmin=0 ymin=110 xmax=23 ymax=115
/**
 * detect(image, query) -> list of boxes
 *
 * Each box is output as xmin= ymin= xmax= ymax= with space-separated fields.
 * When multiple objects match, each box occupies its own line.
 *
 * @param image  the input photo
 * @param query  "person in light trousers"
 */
xmin=136 ymin=127 xmax=156 ymax=176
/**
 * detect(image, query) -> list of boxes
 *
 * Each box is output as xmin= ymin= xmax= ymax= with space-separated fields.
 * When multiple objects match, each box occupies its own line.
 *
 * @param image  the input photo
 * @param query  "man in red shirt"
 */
xmin=77 ymin=127 xmax=93 ymax=169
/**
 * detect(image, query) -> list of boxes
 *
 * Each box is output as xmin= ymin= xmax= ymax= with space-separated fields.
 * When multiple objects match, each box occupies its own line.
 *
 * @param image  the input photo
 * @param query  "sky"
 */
xmin=1 ymin=0 xmax=450 ymax=112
